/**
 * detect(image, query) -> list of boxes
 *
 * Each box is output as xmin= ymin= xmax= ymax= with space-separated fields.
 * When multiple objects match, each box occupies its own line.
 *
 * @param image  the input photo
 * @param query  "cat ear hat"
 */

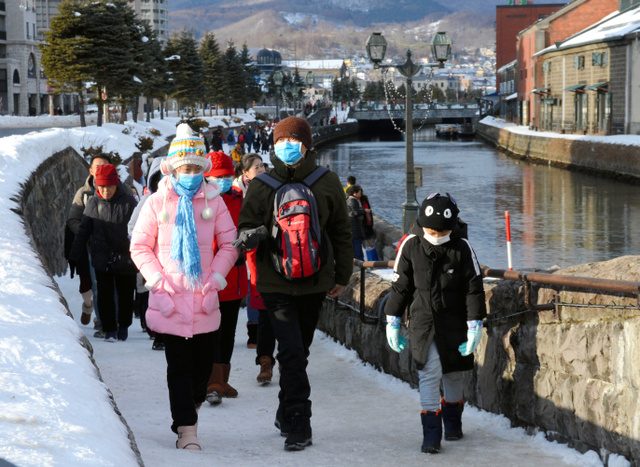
xmin=417 ymin=193 xmax=459 ymax=231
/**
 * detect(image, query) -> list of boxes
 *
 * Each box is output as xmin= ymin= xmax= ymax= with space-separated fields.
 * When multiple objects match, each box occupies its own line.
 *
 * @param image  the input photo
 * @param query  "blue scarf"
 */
xmin=170 ymin=176 xmax=202 ymax=289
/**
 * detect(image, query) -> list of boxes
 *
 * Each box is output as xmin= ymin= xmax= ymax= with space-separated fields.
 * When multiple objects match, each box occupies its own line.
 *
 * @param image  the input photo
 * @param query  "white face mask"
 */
xmin=423 ymin=231 xmax=451 ymax=246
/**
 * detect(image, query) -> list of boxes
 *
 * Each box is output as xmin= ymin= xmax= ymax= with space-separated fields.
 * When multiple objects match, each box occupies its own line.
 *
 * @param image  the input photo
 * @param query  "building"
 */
xmin=517 ymin=0 xmax=619 ymax=128
xmin=496 ymin=1 xmax=566 ymax=83
xmin=1 ymin=0 xmax=49 ymax=115
xmin=127 ymin=0 xmax=169 ymax=44
xmin=535 ymin=4 xmax=640 ymax=134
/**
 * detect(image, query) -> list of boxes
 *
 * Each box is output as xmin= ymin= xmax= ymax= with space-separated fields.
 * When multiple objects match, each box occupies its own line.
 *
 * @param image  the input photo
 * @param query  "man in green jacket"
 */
xmin=237 ymin=116 xmax=352 ymax=451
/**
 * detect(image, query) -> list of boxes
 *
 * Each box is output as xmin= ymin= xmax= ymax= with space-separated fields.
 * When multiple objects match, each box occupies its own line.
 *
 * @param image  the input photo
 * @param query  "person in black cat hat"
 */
xmin=384 ymin=192 xmax=486 ymax=454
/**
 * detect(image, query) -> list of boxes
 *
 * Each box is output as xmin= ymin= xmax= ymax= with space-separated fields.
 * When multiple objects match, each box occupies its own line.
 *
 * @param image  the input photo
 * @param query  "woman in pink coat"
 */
xmin=130 ymin=123 xmax=238 ymax=451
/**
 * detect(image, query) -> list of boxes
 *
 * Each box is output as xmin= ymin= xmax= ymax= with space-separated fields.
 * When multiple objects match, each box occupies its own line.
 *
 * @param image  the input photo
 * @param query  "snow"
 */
xmin=481 ymin=116 xmax=640 ymax=147
xmin=0 ymin=113 xmax=628 ymax=466
xmin=281 ymin=59 xmax=345 ymax=70
xmin=558 ymin=8 xmax=640 ymax=50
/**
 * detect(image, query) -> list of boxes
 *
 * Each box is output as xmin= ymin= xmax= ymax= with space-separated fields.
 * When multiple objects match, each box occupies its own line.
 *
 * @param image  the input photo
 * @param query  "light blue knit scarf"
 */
xmin=170 ymin=176 xmax=202 ymax=289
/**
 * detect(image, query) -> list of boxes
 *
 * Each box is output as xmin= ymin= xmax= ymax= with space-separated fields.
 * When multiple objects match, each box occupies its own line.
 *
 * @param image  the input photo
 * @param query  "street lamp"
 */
xmin=273 ymin=69 xmax=284 ymax=121
xmin=366 ymin=31 xmax=452 ymax=233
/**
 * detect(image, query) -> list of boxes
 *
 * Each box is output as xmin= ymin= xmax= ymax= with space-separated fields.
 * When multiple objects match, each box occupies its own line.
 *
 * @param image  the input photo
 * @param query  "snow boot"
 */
xmin=284 ymin=402 xmax=312 ymax=451
xmin=221 ymin=363 xmax=238 ymax=398
xmin=441 ymin=399 xmax=464 ymax=440
xmin=80 ymin=291 xmax=93 ymax=325
xmin=176 ymin=424 xmax=201 ymax=451
xmin=247 ymin=323 xmax=257 ymax=349
xmin=152 ymin=337 xmax=165 ymax=351
xmin=206 ymin=364 xmax=224 ymax=406
xmin=257 ymin=356 xmax=274 ymax=385
xmin=421 ymin=410 xmax=442 ymax=454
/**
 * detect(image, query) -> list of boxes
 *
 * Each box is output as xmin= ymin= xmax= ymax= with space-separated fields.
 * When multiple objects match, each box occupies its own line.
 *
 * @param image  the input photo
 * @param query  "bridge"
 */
xmin=352 ymin=103 xmax=481 ymax=124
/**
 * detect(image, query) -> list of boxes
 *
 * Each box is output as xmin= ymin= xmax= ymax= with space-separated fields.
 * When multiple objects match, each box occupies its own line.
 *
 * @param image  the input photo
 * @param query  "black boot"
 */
xmin=441 ymin=399 xmax=464 ymax=440
xmin=284 ymin=402 xmax=312 ymax=451
xmin=420 ymin=410 xmax=442 ymax=454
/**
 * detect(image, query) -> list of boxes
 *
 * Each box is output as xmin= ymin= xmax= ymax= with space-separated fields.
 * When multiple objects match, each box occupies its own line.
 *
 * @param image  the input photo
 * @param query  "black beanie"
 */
xmin=416 ymin=193 xmax=459 ymax=231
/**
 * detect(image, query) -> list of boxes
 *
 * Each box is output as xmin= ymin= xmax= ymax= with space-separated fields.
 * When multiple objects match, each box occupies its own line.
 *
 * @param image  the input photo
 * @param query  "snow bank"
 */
xmin=0 ymin=113 xmax=255 ymax=466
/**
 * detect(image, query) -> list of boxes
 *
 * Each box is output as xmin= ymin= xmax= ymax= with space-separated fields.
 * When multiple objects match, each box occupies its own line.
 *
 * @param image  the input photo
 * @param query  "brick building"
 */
xmin=517 ymin=0 xmax=619 ymax=128
xmin=535 ymin=5 xmax=640 ymax=134
xmin=496 ymin=2 xmax=566 ymax=74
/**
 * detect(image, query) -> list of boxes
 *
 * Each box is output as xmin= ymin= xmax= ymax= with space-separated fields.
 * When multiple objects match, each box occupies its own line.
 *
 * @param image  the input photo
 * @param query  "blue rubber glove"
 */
xmin=458 ymin=320 xmax=483 ymax=356
xmin=386 ymin=316 xmax=407 ymax=353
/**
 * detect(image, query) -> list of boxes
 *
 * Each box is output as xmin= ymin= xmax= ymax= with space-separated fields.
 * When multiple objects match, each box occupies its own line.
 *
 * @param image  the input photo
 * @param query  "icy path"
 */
xmin=56 ymin=274 xmax=603 ymax=467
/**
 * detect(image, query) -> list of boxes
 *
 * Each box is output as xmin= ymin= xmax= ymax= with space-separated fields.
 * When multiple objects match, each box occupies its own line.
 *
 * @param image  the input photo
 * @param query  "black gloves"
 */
xmin=232 ymin=225 xmax=268 ymax=251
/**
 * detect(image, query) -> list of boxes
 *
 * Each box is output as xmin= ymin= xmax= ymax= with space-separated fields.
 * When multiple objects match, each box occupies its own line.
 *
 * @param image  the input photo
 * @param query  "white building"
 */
xmin=1 ymin=0 xmax=49 ymax=115
xmin=127 ymin=0 xmax=169 ymax=44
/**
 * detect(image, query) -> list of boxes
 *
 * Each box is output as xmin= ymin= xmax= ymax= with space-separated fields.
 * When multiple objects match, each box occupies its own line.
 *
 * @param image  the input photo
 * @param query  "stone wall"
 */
xmin=17 ymin=147 xmax=88 ymax=276
xmin=319 ymin=255 xmax=640 ymax=463
xmin=477 ymin=121 xmax=640 ymax=180
xmin=312 ymin=122 xmax=359 ymax=148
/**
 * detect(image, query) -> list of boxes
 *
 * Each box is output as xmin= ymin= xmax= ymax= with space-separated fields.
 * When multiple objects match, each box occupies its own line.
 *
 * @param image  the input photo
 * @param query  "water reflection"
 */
xmin=316 ymin=129 xmax=640 ymax=269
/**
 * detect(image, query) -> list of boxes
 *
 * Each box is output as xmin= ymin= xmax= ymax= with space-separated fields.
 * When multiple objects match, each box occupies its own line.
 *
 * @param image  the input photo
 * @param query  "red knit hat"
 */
xmin=205 ymin=151 xmax=235 ymax=177
xmin=94 ymin=163 xmax=119 ymax=186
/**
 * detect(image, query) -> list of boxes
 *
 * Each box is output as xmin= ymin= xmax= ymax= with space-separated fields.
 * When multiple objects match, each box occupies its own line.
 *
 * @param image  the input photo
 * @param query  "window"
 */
xmin=13 ymin=69 xmax=19 ymax=84
xmin=542 ymin=61 xmax=551 ymax=74
xmin=27 ymin=54 xmax=36 ymax=78
xmin=592 ymin=52 xmax=608 ymax=67
xmin=32 ymin=23 xmax=35 ymax=39
xmin=26 ymin=22 xmax=30 ymax=39
xmin=574 ymin=55 xmax=585 ymax=70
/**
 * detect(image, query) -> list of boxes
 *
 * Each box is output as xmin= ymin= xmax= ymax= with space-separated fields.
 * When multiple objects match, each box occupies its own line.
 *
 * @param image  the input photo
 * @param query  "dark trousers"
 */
xmin=95 ymin=271 xmax=135 ymax=333
xmin=164 ymin=331 xmax=217 ymax=433
xmin=213 ymin=299 xmax=241 ymax=364
xmin=256 ymin=309 xmax=276 ymax=365
xmin=352 ymin=238 xmax=364 ymax=261
xmin=262 ymin=292 xmax=324 ymax=418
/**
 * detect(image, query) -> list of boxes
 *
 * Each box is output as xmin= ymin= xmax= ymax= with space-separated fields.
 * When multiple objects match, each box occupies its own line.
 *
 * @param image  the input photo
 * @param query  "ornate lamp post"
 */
xmin=366 ymin=31 xmax=452 ymax=233
xmin=273 ymin=69 xmax=284 ymax=121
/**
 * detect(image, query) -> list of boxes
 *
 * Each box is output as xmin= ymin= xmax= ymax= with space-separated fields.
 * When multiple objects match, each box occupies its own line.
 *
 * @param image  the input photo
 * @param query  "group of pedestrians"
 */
xmin=65 ymin=115 xmax=487 ymax=456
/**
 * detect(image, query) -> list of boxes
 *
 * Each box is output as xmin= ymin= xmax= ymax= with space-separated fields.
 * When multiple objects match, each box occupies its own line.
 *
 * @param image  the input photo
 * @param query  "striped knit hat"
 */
xmin=162 ymin=123 xmax=211 ymax=174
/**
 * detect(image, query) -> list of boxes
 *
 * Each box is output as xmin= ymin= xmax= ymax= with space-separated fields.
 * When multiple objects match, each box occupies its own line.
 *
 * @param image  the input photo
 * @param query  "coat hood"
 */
xmin=146 ymin=157 xmax=165 ymax=193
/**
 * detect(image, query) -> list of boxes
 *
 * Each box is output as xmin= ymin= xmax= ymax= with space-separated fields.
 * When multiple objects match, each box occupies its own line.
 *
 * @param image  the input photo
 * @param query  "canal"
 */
xmin=316 ymin=129 xmax=640 ymax=270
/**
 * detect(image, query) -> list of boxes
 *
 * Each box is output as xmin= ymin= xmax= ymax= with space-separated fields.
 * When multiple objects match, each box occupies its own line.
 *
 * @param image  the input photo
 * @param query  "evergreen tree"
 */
xmin=221 ymin=41 xmax=244 ymax=114
xmin=40 ymin=0 xmax=94 ymax=126
xmin=239 ymin=43 xmax=260 ymax=112
xmin=165 ymin=31 xmax=204 ymax=113
xmin=199 ymin=32 xmax=224 ymax=115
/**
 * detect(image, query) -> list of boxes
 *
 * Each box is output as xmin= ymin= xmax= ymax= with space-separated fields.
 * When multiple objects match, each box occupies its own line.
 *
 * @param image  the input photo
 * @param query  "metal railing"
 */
xmin=342 ymin=260 xmax=640 ymax=325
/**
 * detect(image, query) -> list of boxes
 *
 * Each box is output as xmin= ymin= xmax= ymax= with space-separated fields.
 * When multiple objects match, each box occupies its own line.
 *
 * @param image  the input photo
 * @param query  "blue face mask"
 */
xmin=274 ymin=141 xmax=304 ymax=166
xmin=208 ymin=176 xmax=233 ymax=193
xmin=176 ymin=173 xmax=203 ymax=191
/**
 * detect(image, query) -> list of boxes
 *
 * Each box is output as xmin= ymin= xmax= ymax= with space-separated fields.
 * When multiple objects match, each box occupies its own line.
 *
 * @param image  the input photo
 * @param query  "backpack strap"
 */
xmin=303 ymin=166 xmax=329 ymax=187
xmin=255 ymin=173 xmax=283 ymax=191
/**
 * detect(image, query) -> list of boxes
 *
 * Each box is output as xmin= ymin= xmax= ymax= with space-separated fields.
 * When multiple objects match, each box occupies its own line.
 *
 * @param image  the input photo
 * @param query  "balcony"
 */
xmin=0 ymin=31 xmax=6 ymax=41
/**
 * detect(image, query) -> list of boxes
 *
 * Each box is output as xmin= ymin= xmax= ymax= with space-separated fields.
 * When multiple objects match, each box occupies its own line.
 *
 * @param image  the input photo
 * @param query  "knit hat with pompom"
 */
xmin=161 ymin=123 xmax=211 ymax=175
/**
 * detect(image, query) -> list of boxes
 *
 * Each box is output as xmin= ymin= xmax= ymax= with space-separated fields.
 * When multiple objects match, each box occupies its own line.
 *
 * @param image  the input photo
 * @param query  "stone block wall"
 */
xmin=319 ymin=255 xmax=640 ymax=463
xmin=477 ymin=121 xmax=640 ymax=180
xmin=18 ymin=147 xmax=88 ymax=276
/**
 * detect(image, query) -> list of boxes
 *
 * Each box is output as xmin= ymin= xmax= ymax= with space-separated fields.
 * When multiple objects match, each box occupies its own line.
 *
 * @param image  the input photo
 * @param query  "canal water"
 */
xmin=316 ymin=129 xmax=640 ymax=270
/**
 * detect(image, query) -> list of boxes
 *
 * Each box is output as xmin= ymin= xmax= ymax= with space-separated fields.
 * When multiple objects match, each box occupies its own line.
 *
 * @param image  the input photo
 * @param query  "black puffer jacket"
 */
xmin=70 ymin=184 xmax=138 ymax=273
xmin=384 ymin=228 xmax=486 ymax=372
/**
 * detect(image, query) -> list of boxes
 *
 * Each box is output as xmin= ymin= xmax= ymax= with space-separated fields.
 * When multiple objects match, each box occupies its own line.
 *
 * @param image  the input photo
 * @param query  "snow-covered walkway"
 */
xmin=54 ymin=274 xmax=604 ymax=467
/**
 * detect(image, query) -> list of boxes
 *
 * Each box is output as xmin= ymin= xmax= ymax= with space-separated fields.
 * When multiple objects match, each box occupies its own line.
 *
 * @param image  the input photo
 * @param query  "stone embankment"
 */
xmin=320 ymin=255 xmax=640 ymax=463
xmin=477 ymin=119 xmax=640 ymax=180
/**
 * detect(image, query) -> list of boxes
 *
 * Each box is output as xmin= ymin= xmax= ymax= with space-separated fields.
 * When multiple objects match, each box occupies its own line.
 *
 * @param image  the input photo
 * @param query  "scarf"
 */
xmin=170 ymin=177 xmax=202 ymax=289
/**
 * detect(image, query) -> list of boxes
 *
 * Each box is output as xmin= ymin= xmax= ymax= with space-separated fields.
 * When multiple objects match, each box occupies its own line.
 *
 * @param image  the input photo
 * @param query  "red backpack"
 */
xmin=256 ymin=167 xmax=329 ymax=280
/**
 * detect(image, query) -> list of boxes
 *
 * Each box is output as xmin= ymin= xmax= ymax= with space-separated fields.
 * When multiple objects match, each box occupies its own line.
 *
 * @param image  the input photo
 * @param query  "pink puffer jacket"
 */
xmin=130 ymin=177 xmax=238 ymax=338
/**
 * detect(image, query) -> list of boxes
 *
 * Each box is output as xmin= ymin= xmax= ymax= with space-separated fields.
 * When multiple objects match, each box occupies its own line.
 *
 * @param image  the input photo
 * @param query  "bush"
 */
xmin=179 ymin=117 xmax=209 ymax=133
xmin=148 ymin=128 xmax=161 ymax=137
xmin=136 ymin=136 xmax=154 ymax=153
xmin=121 ymin=127 xmax=131 ymax=135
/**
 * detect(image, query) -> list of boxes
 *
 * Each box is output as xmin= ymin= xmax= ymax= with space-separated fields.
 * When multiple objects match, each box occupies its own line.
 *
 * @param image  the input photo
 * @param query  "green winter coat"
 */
xmin=238 ymin=151 xmax=353 ymax=295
